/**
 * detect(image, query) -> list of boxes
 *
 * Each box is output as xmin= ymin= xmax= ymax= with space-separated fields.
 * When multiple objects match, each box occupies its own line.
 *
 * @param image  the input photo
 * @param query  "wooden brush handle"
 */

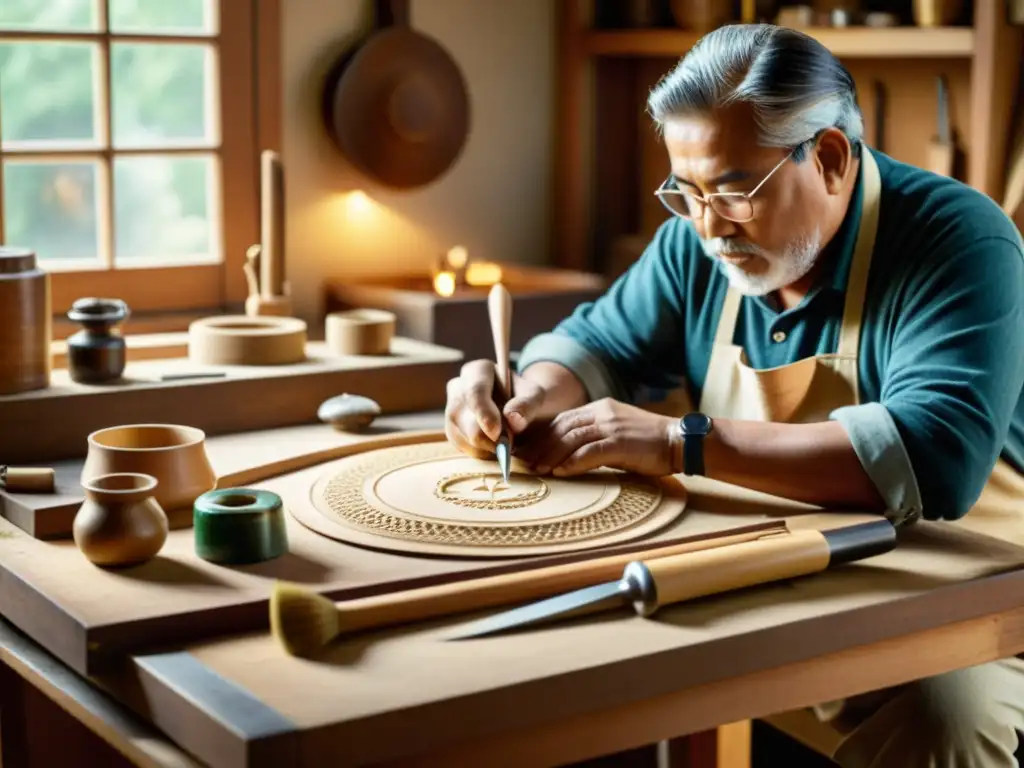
xmin=638 ymin=518 xmax=896 ymax=612
xmin=336 ymin=527 xmax=787 ymax=633
xmin=487 ymin=283 xmax=512 ymax=399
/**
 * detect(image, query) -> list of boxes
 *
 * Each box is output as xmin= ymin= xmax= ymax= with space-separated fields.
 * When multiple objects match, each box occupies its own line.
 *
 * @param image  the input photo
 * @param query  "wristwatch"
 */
xmin=677 ymin=412 xmax=713 ymax=476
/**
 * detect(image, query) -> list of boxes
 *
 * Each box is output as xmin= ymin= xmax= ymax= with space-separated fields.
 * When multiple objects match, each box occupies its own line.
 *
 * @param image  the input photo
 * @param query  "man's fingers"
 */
xmin=459 ymin=361 xmax=502 ymax=441
xmin=446 ymin=376 xmax=497 ymax=454
xmin=503 ymin=376 xmax=545 ymax=434
xmin=445 ymin=417 xmax=493 ymax=460
xmin=532 ymin=421 xmax=602 ymax=475
xmin=551 ymin=439 xmax=614 ymax=477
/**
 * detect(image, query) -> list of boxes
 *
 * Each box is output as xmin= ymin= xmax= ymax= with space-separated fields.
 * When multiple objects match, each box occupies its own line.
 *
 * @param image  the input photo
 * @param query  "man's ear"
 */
xmin=814 ymin=128 xmax=854 ymax=195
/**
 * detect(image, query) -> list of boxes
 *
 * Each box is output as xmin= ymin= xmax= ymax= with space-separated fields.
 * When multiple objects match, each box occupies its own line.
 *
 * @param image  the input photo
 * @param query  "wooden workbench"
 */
xmin=3 ymin=412 xmax=1024 ymax=767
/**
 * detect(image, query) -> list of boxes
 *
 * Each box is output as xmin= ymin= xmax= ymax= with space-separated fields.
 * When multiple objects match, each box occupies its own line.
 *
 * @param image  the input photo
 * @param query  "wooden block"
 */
xmin=0 ymin=338 xmax=462 ymax=464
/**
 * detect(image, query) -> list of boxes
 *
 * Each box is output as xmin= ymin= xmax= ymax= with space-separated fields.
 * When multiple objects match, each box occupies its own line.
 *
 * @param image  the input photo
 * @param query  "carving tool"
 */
xmin=269 ymin=521 xmax=789 ymax=657
xmin=0 ymin=465 xmax=55 ymax=493
xmin=445 ymin=519 xmax=897 ymax=640
xmin=243 ymin=244 xmax=261 ymax=300
xmin=487 ymin=283 xmax=513 ymax=484
xmin=872 ymin=80 xmax=886 ymax=153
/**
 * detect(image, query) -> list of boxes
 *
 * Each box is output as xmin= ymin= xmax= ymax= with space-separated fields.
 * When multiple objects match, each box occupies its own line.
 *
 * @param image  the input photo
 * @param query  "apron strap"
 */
xmin=714 ymin=284 xmax=743 ymax=346
xmin=836 ymin=148 xmax=882 ymax=359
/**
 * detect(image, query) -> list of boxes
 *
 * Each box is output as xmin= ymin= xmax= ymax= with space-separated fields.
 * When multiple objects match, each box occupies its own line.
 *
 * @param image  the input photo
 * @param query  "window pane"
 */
xmin=111 ymin=43 xmax=215 ymax=148
xmin=0 ymin=0 xmax=98 ymax=32
xmin=109 ymin=0 xmax=216 ymax=35
xmin=0 ymin=42 xmax=101 ymax=150
xmin=113 ymin=155 xmax=216 ymax=261
xmin=3 ymin=160 xmax=101 ymax=262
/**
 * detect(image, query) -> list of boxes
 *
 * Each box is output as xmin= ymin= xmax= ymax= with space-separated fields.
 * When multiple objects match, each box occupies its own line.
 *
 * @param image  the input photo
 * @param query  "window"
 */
xmin=0 ymin=0 xmax=263 ymax=318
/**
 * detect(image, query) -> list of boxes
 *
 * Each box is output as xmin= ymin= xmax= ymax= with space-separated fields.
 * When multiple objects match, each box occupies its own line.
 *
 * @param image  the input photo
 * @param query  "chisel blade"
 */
xmin=495 ymin=436 xmax=511 ymax=484
xmin=446 ymin=580 xmax=631 ymax=640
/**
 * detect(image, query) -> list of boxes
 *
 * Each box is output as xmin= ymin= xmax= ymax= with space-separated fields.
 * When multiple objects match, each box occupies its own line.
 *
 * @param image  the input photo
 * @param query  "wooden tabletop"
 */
xmin=4 ymin=413 xmax=1024 ymax=767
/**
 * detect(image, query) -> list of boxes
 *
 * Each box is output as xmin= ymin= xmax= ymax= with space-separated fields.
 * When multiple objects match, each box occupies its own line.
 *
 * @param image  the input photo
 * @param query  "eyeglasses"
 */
xmin=654 ymin=149 xmax=795 ymax=223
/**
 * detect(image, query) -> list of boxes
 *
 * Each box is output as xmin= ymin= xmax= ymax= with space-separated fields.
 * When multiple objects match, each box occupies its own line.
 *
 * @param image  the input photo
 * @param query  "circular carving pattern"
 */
xmin=433 ymin=472 xmax=550 ymax=510
xmin=311 ymin=442 xmax=666 ymax=549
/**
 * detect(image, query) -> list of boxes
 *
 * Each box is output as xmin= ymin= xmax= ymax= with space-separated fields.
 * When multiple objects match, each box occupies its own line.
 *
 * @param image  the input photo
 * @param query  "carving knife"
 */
xmin=446 ymin=519 xmax=897 ymax=640
xmin=487 ymin=283 xmax=513 ymax=484
xmin=927 ymin=75 xmax=954 ymax=178
xmin=872 ymin=80 xmax=886 ymax=153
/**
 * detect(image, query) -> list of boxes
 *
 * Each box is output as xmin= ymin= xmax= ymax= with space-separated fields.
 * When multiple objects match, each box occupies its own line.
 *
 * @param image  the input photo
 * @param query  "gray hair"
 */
xmin=647 ymin=24 xmax=864 ymax=160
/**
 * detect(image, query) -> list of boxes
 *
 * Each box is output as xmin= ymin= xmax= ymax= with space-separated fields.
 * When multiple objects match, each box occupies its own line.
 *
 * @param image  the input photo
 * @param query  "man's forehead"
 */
xmin=662 ymin=109 xmax=763 ymax=183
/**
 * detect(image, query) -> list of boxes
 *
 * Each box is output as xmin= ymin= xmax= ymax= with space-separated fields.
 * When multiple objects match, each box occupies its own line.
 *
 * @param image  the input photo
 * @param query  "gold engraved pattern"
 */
xmin=317 ymin=442 xmax=663 ymax=547
xmin=434 ymin=472 xmax=550 ymax=509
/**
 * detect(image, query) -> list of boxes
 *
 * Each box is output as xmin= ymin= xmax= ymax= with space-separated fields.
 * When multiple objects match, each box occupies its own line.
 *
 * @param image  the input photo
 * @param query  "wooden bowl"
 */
xmin=188 ymin=315 xmax=307 ymax=366
xmin=81 ymin=424 xmax=217 ymax=513
xmin=325 ymin=309 xmax=396 ymax=355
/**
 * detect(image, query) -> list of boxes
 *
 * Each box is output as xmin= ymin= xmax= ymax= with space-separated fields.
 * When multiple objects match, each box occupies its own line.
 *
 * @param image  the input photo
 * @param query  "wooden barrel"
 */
xmin=0 ymin=247 xmax=51 ymax=395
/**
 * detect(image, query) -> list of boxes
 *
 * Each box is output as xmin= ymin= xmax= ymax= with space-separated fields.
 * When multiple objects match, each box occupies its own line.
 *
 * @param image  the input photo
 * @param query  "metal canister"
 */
xmin=0 ymin=247 xmax=51 ymax=395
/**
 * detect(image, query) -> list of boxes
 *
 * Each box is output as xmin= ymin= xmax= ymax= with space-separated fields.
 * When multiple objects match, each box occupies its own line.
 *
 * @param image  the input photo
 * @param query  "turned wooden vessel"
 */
xmin=73 ymin=472 xmax=169 ymax=567
xmin=0 ymin=247 xmax=51 ymax=395
xmin=81 ymin=424 xmax=217 ymax=513
xmin=325 ymin=309 xmax=395 ymax=355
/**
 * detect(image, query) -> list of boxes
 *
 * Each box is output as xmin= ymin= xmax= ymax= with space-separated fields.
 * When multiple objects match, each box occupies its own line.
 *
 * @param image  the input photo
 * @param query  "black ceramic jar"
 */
xmin=66 ymin=297 xmax=130 ymax=383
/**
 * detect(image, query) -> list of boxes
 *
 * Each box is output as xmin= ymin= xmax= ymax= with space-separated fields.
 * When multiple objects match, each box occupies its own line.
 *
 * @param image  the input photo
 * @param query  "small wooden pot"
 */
xmin=325 ymin=309 xmax=396 ymax=355
xmin=74 ymin=472 xmax=169 ymax=567
xmin=81 ymin=424 xmax=217 ymax=513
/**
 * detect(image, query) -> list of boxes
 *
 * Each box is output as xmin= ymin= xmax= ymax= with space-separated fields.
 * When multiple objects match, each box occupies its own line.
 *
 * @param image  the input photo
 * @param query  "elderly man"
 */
xmin=444 ymin=22 xmax=1024 ymax=768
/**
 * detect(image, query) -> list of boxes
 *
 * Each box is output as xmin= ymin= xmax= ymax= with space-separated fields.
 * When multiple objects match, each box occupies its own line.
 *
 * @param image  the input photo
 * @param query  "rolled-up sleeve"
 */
xmin=517 ymin=219 xmax=690 ymax=404
xmin=833 ymin=235 xmax=1024 ymax=522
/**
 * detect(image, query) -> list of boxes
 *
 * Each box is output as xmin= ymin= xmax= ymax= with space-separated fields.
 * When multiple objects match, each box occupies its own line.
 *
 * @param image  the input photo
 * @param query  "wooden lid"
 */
xmin=324 ymin=18 xmax=470 ymax=189
xmin=0 ymin=247 xmax=37 ymax=274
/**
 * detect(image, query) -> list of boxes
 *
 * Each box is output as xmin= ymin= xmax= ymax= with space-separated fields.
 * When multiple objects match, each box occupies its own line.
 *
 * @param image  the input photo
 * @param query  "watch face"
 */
xmin=682 ymin=412 xmax=712 ymax=435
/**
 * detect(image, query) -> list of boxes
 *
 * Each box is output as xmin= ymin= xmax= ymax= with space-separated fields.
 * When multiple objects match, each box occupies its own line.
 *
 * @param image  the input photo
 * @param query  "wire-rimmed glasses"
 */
xmin=654 ymin=149 xmax=795 ymax=223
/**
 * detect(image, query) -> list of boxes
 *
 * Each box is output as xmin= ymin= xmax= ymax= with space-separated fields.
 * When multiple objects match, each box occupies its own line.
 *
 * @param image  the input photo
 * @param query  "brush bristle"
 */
xmin=269 ymin=581 xmax=343 ymax=657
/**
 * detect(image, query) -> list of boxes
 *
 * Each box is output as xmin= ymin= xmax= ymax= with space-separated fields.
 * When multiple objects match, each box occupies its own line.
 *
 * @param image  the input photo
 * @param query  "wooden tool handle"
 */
xmin=1 ymin=466 xmax=55 ymax=493
xmin=259 ymin=151 xmax=285 ymax=298
xmin=336 ymin=527 xmax=787 ymax=633
xmin=639 ymin=519 xmax=896 ymax=612
xmin=487 ymin=283 xmax=512 ymax=398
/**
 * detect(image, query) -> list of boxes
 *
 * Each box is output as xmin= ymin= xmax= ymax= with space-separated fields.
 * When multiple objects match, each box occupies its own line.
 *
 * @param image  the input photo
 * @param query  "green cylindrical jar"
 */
xmin=193 ymin=488 xmax=289 ymax=565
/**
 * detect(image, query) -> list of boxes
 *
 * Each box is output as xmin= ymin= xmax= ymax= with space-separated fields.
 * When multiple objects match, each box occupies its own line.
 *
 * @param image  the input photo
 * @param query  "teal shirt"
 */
xmin=518 ymin=148 xmax=1024 ymax=522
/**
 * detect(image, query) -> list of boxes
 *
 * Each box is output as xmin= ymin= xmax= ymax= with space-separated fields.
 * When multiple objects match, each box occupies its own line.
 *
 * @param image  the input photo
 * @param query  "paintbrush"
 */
xmin=268 ymin=524 xmax=790 ymax=657
xmin=487 ymin=283 xmax=513 ymax=483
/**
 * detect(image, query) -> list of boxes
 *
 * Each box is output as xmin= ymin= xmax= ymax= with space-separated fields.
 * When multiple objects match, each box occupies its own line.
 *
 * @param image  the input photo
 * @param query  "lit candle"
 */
xmin=433 ymin=271 xmax=456 ymax=297
xmin=465 ymin=261 xmax=503 ymax=287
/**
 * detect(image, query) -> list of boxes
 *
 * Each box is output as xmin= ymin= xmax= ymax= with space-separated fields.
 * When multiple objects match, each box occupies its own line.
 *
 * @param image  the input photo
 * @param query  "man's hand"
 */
xmin=444 ymin=359 xmax=548 ymax=459
xmin=514 ymin=398 xmax=677 ymax=477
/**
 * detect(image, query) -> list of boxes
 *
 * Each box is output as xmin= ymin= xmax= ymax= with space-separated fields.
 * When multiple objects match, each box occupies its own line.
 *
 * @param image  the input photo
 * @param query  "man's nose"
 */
xmin=700 ymin=204 xmax=739 ymax=240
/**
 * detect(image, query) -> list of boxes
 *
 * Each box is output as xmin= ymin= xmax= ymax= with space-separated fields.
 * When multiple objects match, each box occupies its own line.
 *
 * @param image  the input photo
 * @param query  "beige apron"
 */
xmin=679 ymin=149 xmax=1024 ymax=766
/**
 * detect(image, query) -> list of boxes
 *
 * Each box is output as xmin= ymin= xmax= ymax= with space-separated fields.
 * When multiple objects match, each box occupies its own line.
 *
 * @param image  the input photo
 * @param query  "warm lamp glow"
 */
xmin=465 ymin=261 xmax=503 ymax=286
xmin=447 ymin=245 xmax=469 ymax=269
xmin=433 ymin=271 xmax=456 ymax=297
xmin=343 ymin=190 xmax=375 ymax=218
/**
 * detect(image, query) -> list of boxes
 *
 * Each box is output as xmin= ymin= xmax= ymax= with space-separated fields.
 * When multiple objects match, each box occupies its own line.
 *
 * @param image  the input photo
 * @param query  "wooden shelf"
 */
xmin=586 ymin=26 xmax=976 ymax=59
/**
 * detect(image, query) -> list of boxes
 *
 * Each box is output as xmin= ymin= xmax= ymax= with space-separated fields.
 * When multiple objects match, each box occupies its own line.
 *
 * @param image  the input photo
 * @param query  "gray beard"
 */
xmin=701 ymin=229 xmax=822 ymax=296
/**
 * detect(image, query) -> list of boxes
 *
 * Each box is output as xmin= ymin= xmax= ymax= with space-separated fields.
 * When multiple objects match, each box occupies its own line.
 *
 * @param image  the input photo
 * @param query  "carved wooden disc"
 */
xmin=292 ymin=442 xmax=687 ymax=557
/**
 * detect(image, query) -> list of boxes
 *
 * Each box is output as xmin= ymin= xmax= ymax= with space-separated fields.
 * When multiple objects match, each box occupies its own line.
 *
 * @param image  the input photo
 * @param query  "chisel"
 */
xmin=446 ymin=519 xmax=898 ymax=640
xmin=487 ymin=283 xmax=513 ymax=483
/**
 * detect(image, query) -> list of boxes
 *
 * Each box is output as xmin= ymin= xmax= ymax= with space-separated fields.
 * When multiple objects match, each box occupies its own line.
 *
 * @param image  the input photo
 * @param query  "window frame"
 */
xmin=0 ymin=0 xmax=277 ymax=319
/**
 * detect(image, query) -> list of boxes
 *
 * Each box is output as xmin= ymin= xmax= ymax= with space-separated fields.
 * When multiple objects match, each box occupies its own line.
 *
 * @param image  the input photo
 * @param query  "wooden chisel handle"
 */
xmin=0 ymin=466 xmax=55 ymax=493
xmin=487 ymin=283 xmax=513 ymax=400
xmin=336 ymin=527 xmax=788 ymax=633
xmin=627 ymin=519 xmax=897 ymax=616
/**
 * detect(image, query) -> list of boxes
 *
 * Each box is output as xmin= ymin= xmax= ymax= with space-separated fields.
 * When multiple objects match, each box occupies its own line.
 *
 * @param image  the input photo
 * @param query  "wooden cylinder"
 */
xmin=0 ymin=247 xmax=51 ymax=395
xmin=260 ymin=150 xmax=285 ymax=298
xmin=1 ymin=466 xmax=55 ymax=493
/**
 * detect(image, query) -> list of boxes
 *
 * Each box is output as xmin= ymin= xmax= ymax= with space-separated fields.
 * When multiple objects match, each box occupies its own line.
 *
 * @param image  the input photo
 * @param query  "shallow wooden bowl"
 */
xmin=188 ymin=315 xmax=307 ymax=366
xmin=81 ymin=424 xmax=217 ymax=513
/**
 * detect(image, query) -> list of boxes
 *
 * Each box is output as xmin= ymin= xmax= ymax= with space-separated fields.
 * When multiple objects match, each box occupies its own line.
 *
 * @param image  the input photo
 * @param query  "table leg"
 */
xmin=658 ymin=721 xmax=752 ymax=768
xmin=0 ymin=661 xmax=29 ymax=768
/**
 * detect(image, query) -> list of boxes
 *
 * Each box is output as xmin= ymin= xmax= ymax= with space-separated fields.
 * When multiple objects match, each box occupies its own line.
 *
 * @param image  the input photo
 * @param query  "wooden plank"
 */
xmin=104 ymin=522 xmax=1024 ymax=768
xmin=0 ymin=620 xmax=201 ymax=768
xmin=0 ymin=414 xmax=446 ymax=540
xmin=0 ymin=337 xmax=463 ymax=464
xmin=0 ymin=421 xmax=794 ymax=676
xmin=50 ymin=333 xmax=191 ymax=371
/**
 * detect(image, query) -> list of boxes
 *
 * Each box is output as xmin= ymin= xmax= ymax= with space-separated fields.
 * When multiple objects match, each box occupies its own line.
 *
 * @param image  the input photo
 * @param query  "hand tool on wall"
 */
xmin=488 ymin=283 xmax=514 ymax=484
xmin=268 ymin=521 xmax=790 ymax=656
xmin=926 ymin=75 xmax=964 ymax=179
xmin=1003 ymin=115 xmax=1024 ymax=221
xmin=445 ymin=519 xmax=898 ymax=640
xmin=873 ymin=80 xmax=887 ymax=153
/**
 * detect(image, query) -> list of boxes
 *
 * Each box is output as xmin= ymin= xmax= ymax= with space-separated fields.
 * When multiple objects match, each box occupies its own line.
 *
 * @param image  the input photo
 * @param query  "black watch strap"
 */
xmin=684 ymin=433 xmax=705 ymax=476
xmin=679 ymin=412 xmax=713 ymax=477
